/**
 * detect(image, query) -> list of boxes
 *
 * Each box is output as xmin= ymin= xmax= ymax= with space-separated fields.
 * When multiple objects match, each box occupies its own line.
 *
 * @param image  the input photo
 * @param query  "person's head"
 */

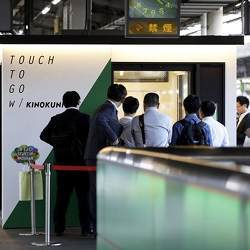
xmin=183 ymin=94 xmax=201 ymax=114
xmin=200 ymin=100 xmax=216 ymax=118
xmin=236 ymin=95 xmax=249 ymax=114
xmin=62 ymin=91 xmax=80 ymax=108
xmin=122 ymin=96 xmax=139 ymax=116
xmin=143 ymin=93 xmax=159 ymax=110
xmin=107 ymin=84 xmax=127 ymax=107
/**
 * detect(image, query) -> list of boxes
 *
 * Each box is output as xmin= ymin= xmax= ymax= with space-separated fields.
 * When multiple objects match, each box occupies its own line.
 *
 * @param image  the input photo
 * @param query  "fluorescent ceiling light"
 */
xmin=52 ymin=0 xmax=61 ymax=5
xmin=236 ymin=0 xmax=247 ymax=7
xmin=41 ymin=6 xmax=51 ymax=15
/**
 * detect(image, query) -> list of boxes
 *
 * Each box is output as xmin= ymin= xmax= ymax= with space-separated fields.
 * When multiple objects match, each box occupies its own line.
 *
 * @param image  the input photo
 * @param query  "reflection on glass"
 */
xmin=129 ymin=0 xmax=178 ymax=19
xmin=114 ymin=70 xmax=190 ymax=123
xmin=11 ymin=0 xmax=125 ymax=35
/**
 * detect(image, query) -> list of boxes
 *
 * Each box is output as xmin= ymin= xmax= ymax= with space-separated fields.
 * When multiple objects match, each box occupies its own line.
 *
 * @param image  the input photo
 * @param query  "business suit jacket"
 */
xmin=237 ymin=112 xmax=250 ymax=146
xmin=40 ymin=108 xmax=90 ymax=234
xmin=84 ymin=100 xmax=123 ymax=165
xmin=40 ymin=108 xmax=90 ymax=165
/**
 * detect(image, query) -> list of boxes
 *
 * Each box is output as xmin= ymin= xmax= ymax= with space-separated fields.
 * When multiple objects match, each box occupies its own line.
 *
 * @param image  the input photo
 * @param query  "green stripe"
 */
xmin=4 ymin=60 xmax=111 ymax=228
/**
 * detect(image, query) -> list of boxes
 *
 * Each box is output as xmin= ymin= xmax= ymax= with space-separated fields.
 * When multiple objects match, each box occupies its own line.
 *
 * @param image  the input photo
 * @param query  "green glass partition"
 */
xmin=97 ymin=148 xmax=250 ymax=250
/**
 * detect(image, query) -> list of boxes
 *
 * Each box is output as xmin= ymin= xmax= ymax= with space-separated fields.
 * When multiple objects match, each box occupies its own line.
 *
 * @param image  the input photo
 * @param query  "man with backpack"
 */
xmin=40 ymin=91 xmax=90 ymax=237
xmin=171 ymin=94 xmax=212 ymax=146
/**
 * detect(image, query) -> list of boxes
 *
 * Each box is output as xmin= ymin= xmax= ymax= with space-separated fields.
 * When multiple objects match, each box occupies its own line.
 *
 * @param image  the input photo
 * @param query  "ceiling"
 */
xmin=11 ymin=0 xmax=241 ymax=34
xmin=180 ymin=0 xmax=239 ymax=22
xmin=97 ymin=0 xmax=241 ymax=30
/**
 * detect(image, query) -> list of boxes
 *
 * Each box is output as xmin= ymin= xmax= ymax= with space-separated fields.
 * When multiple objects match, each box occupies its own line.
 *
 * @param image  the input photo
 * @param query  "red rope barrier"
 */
xmin=52 ymin=165 xmax=96 ymax=171
xmin=30 ymin=163 xmax=44 ymax=170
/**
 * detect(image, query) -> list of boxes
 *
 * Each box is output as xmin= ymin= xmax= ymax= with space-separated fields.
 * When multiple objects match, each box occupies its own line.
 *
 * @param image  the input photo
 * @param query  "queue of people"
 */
xmin=40 ymin=85 xmax=250 ymax=238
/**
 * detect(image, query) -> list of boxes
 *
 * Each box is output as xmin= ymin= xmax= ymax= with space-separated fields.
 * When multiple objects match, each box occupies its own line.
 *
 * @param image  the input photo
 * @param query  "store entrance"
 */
xmin=113 ymin=62 xmax=225 ymax=124
xmin=113 ymin=63 xmax=192 ymax=123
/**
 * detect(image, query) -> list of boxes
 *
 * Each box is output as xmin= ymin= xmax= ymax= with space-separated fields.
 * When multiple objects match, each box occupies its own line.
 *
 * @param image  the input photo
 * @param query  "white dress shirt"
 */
xmin=131 ymin=107 xmax=172 ymax=147
xmin=202 ymin=116 xmax=229 ymax=147
xmin=119 ymin=116 xmax=135 ymax=147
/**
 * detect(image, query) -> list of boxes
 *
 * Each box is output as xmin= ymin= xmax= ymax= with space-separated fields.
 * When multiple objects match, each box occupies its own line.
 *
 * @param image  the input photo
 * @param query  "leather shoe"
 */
xmin=55 ymin=232 xmax=64 ymax=236
xmin=81 ymin=229 xmax=96 ymax=239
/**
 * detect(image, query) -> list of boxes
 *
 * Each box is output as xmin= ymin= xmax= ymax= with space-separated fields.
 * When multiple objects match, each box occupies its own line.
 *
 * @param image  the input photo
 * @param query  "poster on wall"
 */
xmin=1 ymin=45 xmax=111 ymax=228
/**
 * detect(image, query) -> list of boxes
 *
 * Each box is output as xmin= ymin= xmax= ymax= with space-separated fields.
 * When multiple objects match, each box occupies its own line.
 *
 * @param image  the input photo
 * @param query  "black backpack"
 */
xmin=50 ymin=118 xmax=83 ymax=162
xmin=178 ymin=119 xmax=209 ymax=146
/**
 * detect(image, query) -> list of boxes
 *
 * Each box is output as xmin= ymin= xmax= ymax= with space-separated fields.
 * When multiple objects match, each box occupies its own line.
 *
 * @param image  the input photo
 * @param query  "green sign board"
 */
xmin=126 ymin=0 xmax=180 ymax=37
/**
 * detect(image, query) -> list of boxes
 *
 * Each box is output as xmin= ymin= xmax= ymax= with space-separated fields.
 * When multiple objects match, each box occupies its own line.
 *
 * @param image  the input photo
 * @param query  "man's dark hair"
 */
xmin=63 ymin=91 xmax=80 ymax=108
xmin=201 ymin=101 xmax=216 ymax=117
xmin=144 ymin=93 xmax=159 ymax=107
xmin=107 ymin=84 xmax=127 ymax=102
xmin=122 ymin=96 xmax=139 ymax=114
xmin=183 ymin=94 xmax=201 ymax=114
xmin=237 ymin=95 xmax=249 ymax=108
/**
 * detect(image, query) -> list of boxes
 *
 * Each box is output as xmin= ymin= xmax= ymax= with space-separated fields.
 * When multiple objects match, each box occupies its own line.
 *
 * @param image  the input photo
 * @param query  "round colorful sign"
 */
xmin=11 ymin=145 xmax=40 ymax=164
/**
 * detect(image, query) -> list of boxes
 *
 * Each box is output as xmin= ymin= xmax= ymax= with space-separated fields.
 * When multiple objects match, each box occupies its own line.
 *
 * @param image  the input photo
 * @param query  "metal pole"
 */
xmin=86 ymin=0 xmax=92 ymax=32
xmin=241 ymin=0 xmax=245 ymax=35
xmin=30 ymin=166 xmax=36 ymax=235
xmin=24 ymin=0 xmax=31 ymax=34
xmin=201 ymin=13 xmax=207 ymax=36
xmin=19 ymin=162 xmax=39 ymax=236
xmin=32 ymin=163 xmax=61 ymax=247
xmin=45 ymin=163 xmax=51 ymax=245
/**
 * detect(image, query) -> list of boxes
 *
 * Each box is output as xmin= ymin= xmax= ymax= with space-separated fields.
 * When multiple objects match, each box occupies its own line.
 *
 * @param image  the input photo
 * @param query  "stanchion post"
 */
xmin=45 ymin=163 xmax=51 ymax=245
xmin=30 ymin=165 xmax=37 ymax=235
xmin=32 ymin=163 xmax=61 ymax=247
xmin=19 ymin=162 xmax=39 ymax=236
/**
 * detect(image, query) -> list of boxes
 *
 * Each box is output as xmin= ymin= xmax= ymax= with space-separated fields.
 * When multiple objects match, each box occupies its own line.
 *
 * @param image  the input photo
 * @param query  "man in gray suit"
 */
xmin=84 ymin=84 xmax=127 ymax=234
xmin=131 ymin=92 xmax=172 ymax=147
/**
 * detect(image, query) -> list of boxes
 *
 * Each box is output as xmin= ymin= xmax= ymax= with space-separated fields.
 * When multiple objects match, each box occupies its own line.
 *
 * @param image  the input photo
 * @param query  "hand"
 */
xmin=111 ymin=138 xmax=119 ymax=146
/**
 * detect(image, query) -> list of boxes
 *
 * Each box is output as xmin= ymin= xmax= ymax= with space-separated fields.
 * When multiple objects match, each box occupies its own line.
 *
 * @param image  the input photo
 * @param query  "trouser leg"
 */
xmin=88 ymin=171 xmax=96 ymax=231
xmin=54 ymin=171 xmax=73 ymax=233
xmin=74 ymin=172 xmax=90 ymax=233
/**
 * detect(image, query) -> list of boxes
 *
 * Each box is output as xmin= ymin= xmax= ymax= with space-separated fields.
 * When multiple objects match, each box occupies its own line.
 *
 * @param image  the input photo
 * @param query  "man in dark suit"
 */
xmin=84 ymin=84 xmax=127 ymax=233
xmin=237 ymin=95 xmax=250 ymax=146
xmin=40 ymin=91 xmax=90 ymax=236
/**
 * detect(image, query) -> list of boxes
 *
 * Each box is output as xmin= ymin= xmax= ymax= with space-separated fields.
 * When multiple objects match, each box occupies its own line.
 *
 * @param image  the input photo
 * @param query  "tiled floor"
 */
xmin=0 ymin=227 xmax=96 ymax=250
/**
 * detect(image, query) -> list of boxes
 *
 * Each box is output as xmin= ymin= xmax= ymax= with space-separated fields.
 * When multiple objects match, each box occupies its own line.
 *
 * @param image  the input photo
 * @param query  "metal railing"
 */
xmin=97 ymin=147 xmax=250 ymax=250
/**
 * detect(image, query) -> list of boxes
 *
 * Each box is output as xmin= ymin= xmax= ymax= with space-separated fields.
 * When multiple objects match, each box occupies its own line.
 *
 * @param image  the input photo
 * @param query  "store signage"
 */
xmin=125 ymin=0 xmax=180 ymax=37
xmin=11 ymin=145 xmax=40 ymax=164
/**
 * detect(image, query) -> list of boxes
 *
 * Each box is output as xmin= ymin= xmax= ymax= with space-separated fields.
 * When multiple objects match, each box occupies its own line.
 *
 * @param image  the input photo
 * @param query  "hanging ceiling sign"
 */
xmin=126 ymin=0 xmax=180 ymax=38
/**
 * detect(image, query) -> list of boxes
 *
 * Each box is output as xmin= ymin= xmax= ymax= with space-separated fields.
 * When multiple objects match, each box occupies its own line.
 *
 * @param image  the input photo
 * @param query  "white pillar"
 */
xmin=201 ymin=13 xmax=207 ymax=35
xmin=63 ymin=2 xmax=70 ymax=29
xmin=69 ymin=0 xmax=87 ymax=30
xmin=207 ymin=7 xmax=223 ymax=35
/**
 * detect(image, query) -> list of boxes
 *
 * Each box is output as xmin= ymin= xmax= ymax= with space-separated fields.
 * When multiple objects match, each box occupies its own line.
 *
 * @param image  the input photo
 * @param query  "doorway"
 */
xmin=113 ymin=63 xmax=192 ymax=123
xmin=112 ymin=62 xmax=225 ymax=124
xmin=114 ymin=70 xmax=189 ymax=123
